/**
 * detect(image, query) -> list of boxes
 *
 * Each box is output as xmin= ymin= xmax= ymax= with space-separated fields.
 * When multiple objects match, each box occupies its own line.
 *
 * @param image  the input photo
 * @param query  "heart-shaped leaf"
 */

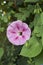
xmin=35 ymin=51 xmax=43 ymax=65
xmin=20 ymin=36 xmax=42 ymax=57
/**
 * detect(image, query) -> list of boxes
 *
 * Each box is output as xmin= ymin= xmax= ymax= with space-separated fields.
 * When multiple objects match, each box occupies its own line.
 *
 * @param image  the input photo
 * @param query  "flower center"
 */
xmin=19 ymin=32 xmax=22 ymax=35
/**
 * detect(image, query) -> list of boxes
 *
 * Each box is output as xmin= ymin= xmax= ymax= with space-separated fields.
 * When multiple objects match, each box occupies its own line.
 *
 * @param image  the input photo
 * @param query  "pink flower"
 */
xmin=6 ymin=20 xmax=31 ymax=45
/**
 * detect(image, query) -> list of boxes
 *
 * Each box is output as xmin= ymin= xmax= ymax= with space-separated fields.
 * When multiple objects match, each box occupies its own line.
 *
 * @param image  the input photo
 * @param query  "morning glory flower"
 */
xmin=6 ymin=20 xmax=31 ymax=45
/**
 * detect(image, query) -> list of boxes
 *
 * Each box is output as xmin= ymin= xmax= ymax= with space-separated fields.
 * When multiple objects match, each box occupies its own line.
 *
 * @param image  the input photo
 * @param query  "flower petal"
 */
xmin=13 ymin=36 xmax=26 ymax=45
xmin=22 ymin=27 xmax=31 ymax=40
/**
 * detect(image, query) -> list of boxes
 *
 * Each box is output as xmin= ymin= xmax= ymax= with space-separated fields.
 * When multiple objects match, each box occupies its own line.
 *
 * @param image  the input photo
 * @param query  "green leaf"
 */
xmin=33 ymin=13 xmax=43 ymax=46
xmin=15 ymin=13 xmax=26 ymax=20
xmin=24 ymin=0 xmax=39 ymax=2
xmin=1 ymin=15 xmax=8 ymax=23
xmin=41 ymin=26 xmax=43 ymax=47
xmin=33 ymin=14 xmax=41 ymax=27
xmin=0 ymin=27 xmax=5 ymax=32
xmin=15 ymin=8 xmax=30 ymax=20
xmin=8 ymin=2 xmax=13 ymax=6
xmin=41 ymin=12 xmax=43 ymax=25
xmin=15 ymin=5 xmax=34 ymax=20
xmin=20 ymin=36 xmax=42 ymax=57
xmin=33 ymin=13 xmax=43 ymax=37
xmin=0 ymin=48 xmax=4 ymax=59
xmin=33 ymin=25 xmax=42 ymax=37
xmin=34 ymin=13 xmax=43 ymax=26
xmin=42 ymin=34 xmax=43 ymax=47
xmin=19 ymin=8 xmax=30 ymax=16
xmin=40 ymin=13 xmax=43 ymax=47
xmin=35 ymin=51 xmax=43 ymax=65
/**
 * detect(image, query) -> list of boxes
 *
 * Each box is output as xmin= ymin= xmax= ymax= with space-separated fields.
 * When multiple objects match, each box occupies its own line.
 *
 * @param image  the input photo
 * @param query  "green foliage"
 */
xmin=15 ymin=5 xmax=34 ymax=20
xmin=17 ymin=56 xmax=29 ymax=65
xmin=20 ymin=36 xmax=42 ymax=57
xmin=33 ymin=14 xmax=42 ymax=37
xmin=24 ymin=0 xmax=39 ymax=2
xmin=0 ymin=0 xmax=43 ymax=65
xmin=0 ymin=48 xmax=4 ymax=59
xmin=35 ymin=50 xmax=43 ymax=65
xmin=42 ymin=33 xmax=43 ymax=47
xmin=0 ymin=27 xmax=4 ymax=32
xmin=41 ymin=12 xmax=43 ymax=25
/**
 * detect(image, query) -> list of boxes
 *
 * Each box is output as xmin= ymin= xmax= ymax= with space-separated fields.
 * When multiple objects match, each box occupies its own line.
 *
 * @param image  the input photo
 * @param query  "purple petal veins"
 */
xmin=6 ymin=20 xmax=31 ymax=45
